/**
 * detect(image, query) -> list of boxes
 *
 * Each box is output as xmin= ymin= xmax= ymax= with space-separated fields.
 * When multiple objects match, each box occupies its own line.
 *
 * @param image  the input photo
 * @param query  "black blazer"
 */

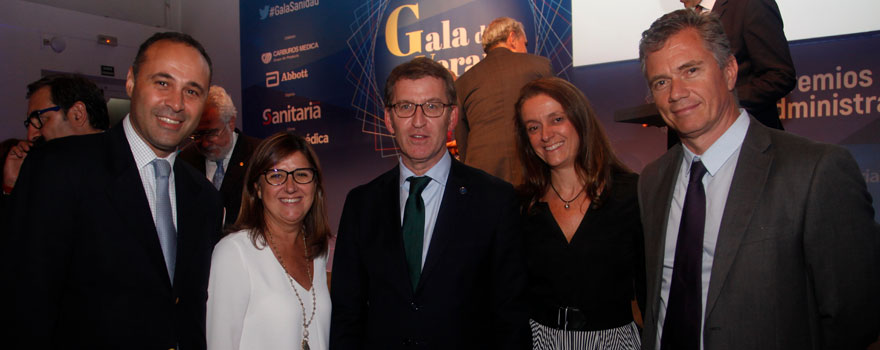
xmin=4 ymin=125 xmax=223 ymax=349
xmin=179 ymin=130 xmax=261 ymax=227
xmin=330 ymin=159 xmax=530 ymax=349
xmin=714 ymin=0 xmax=796 ymax=129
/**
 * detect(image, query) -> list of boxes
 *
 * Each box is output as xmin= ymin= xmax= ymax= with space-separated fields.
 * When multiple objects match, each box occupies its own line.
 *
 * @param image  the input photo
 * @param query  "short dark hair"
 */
xmin=132 ymin=32 xmax=213 ymax=83
xmin=26 ymin=74 xmax=109 ymax=130
xmin=383 ymin=57 xmax=457 ymax=106
xmin=514 ymin=77 xmax=629 ymax=210
xmin=638 ymin=9 xmax=732 ymax=76
xmin=233 ymin=132 xmax=330 ymax=259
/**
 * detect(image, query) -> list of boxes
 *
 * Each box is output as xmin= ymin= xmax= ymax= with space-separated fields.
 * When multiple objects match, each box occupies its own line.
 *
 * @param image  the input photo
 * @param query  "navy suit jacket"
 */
xmin=4 ymin=125 xmax=223 ymax=349
xmin=330 ymin=159 xmax=529 ymax=349
xmin=179 ymin=130 xmax=260 ymax=227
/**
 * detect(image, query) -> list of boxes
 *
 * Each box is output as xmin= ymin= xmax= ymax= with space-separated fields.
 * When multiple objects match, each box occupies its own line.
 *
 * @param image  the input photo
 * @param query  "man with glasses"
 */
xmin=454 ymin=16 xmax=553 ymax=186
xmin=330 ymin=57 xmax=529 ymax=349
xmin=2 ymin=74 xmax=108 ymax=196
xmin=179 ymin=85 xmax=260 ymax=227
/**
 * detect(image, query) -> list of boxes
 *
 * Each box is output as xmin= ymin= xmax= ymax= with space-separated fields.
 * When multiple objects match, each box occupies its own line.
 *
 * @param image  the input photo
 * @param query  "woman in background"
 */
xmin=515 ymin=77 xmax=645 ymax=349
xmin=207 ymin=132 xmax=331 ymax=350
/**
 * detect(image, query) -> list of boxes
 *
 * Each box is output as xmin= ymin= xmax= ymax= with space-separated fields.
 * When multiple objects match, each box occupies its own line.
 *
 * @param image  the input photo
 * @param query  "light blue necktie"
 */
xmin=152 ymin=159 xmax=177 ymax=282
xmin=212 ymin=159 xmax=225 ymax=190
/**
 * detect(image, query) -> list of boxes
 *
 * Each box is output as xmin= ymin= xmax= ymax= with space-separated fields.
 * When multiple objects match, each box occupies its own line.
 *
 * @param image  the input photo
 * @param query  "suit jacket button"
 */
xmin=410 ymin=302 xmax=421 ymax=311
xmin=175 ymin=297 xmax=180 ymax=304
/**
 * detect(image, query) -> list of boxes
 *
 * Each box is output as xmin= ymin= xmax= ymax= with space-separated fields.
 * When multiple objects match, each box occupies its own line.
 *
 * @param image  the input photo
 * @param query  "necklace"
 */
xmin=268 ymin=231 xmax=316 ymax=350
xmin=549 ymin=182 xmax=585 ymax=209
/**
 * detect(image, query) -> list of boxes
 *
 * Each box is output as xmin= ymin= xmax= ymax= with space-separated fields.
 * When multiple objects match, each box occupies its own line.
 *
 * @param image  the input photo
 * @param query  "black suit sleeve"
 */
xmin=3 ymin=146 xmax=76 ymax=347
xmin=802 ymin=146 xmax=880 ymax=348
xmin=329 ymin=189 xmax=369 ymax=349
xmin=735 ymin=0 xmax=796 ymax=109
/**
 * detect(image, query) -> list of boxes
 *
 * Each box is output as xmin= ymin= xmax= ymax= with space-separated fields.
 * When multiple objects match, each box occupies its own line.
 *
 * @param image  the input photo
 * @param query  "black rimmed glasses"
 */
xmin=389 ymin=102 xmax=453 ymax=118
xmin=24 ymin=106 xmax=61 ymax=129
xmin=262 ymin=168 xmax=316 ymax=186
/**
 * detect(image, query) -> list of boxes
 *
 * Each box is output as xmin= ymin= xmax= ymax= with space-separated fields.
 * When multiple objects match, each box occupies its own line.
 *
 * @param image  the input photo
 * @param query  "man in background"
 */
xmin=454 ymin=16 xmax=553 ymax=185
xmin=681 ymin=0 xmax=795 ymax=129
xmin=179 ymin=85 xmax=260 ymax=227
xmin=3 ymin=74 xmax=108 ymax=196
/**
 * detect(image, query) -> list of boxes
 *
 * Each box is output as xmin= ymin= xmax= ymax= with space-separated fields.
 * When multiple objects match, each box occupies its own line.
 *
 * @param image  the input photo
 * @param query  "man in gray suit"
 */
xmin=455 ymin=16 xmax=552 ymax=185
xmin=637 ymin=10 xmax=879 ymax=349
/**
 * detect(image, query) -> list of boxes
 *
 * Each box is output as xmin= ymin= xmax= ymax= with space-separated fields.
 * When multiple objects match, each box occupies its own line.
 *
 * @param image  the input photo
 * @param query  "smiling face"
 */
xmin=645 ymin=28 xmax=739 ymax=154
xmin=126 ymin=40 xmax=211 ymax=157
xmin=520 ymin=94 xmax=580 ymax=170
xmin=384 ymin=76 xmax=457 ymax=175
xmin=258 ymin=151 xmax=315 ymax=232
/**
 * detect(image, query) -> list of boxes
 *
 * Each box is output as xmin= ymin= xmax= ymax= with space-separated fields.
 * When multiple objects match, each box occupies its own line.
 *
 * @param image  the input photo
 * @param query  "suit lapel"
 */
xmin=419 ymin=160 xmax=468 ymax=290
xmin=712 ymin=0 xmax=729 ymax=17
xmin=219 ymin=133 xmax=249 ymax=194
xmin=104 ymin=127 xmax=171 ymax=286
xmin=646 ymin=145 xmax=684 ymax=321
xmin=377 ymin=166 xmax=416 ymax=295
xmin=705 ymin=120 xmax=773 ymax=319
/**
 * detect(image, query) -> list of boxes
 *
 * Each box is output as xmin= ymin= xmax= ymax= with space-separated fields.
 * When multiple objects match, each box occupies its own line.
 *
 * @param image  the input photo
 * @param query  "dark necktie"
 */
xmin=661 ymin=160 xmax=708 ymax=350
xmin=402 ymin=176 xmax=431 ymax=290
xmin=212 ymin=159 xmax=225 ymax=190
xmin=152 ymin=159 xmax=177 ymax=282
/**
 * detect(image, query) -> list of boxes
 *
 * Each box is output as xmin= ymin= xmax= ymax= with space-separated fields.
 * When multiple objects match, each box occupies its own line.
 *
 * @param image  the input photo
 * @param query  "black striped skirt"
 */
xmin=530 ymin=319 xmax=641 ymax=350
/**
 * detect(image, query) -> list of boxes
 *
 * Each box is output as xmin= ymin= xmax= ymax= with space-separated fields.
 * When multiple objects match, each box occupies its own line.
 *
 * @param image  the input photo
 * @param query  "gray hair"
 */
xmin=638 ymin=9 xmax=732 ymax=76
xmin=205 ymin=85 xmax=237 ymax=123
xmin=482 ymin=17 xmax=526 ymax=53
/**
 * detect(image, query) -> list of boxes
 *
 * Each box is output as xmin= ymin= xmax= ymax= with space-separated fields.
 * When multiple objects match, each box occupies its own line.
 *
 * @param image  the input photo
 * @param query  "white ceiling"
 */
xmin=23 ymin=0 xmax=172 ymax=28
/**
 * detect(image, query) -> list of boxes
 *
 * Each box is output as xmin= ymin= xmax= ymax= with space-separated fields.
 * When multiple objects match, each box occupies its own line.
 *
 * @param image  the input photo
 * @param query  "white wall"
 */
xmin=0 ymin=0 xmax=243 ymax=142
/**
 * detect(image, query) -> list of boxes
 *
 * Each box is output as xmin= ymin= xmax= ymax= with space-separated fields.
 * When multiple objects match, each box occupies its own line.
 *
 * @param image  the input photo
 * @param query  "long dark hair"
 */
xmin=232 ymin=131 xmax=330 ymax=259
xmin=514 ymin=77 xmax=629 ymax=211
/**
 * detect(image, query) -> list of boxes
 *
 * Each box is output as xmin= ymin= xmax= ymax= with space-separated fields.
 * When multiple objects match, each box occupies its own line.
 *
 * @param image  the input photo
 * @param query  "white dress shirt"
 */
xmin=397 ymin=151 xmax=452 ymax=267
xmin=657 ymin=110 xmax=750 ymax=349
xmin=206 ymin=131 xmax=239 ymax=182
xmin=123 ymin=115 xmax=178 ymax=229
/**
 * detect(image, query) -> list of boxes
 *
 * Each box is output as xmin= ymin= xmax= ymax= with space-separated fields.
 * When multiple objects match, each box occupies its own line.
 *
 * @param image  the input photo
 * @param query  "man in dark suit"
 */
xmin=681 ymin=0 xmax=795 ymax=129
xmin=637 ymin=10 xmax=879 ymax=349
xmin=330 ymin=57 xmax=529 ymax=349
xmin=455 ymin=16 xmax=553 ymax=185
xmin=4 ymin=32 xmax=223 ymax=349
xmin=179 ymin=85 xmax=260 ymax=227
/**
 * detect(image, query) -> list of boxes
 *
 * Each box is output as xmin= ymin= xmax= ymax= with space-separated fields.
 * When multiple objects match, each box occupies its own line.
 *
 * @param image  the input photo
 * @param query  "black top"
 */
xmin=523 ymin=171 xmax=646 ymax=331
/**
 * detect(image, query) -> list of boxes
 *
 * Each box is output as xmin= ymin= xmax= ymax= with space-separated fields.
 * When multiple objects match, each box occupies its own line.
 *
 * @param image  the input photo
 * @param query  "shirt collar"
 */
xmin=398 ymin=151 xmax=452 ymax=189
xmin=682 ymin=108 xmax=749 ymax=177
xmin=123 ymin=114 xmax=178 ymax=169
xmin=697 ymin=0 xmax=716 ymax=12
xmin=221 ymin=130 xmax=239 ymax=162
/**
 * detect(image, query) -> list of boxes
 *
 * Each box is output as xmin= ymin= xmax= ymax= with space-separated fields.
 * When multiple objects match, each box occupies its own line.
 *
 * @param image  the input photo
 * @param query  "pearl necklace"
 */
xmin=268 ymin=231 xmax=316 ymax=350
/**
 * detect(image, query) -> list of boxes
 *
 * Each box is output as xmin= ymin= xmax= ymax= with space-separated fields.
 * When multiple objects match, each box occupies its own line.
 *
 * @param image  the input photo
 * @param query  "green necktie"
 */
xmin=402 ymin=176 xmax=431 ymax=290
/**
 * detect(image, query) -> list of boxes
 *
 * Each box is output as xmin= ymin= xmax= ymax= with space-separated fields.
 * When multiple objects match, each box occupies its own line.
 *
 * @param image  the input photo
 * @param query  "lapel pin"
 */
xmin=459 ymin=186 xmax=467 ymax=194
xmin=239 ymin=162 xmax=244 ymax=167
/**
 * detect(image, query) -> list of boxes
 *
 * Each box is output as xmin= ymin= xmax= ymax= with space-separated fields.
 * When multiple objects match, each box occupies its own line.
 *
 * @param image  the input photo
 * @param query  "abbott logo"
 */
xmin=261 ymin=52 xmax=272 ymax=64
xmin=266 ymin=71 xmax=280 ymax=87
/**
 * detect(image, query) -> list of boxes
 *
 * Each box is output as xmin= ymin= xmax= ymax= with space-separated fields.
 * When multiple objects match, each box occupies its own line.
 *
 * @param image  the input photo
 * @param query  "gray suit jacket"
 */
xmin=638 ymin=118 xmax=880 ymax=349
xmin=454 ymin=47 xmax=552 ymax=185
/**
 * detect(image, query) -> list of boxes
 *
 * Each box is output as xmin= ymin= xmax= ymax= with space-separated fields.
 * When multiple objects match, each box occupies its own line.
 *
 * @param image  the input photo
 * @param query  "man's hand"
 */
xmin=3 ymin=140 xmax=34 ymax=193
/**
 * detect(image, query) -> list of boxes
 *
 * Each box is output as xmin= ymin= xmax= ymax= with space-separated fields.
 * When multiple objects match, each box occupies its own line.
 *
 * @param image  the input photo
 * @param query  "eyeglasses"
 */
xmin=189 ymin=125 xmax=228 ymax=141
xmin=262 ymin=168 xmax=316 ymax=186
xmin=389 ymin=102 xmax=453 ymax=118
xmin=24 ymin=106 xmax=61 ymax=129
